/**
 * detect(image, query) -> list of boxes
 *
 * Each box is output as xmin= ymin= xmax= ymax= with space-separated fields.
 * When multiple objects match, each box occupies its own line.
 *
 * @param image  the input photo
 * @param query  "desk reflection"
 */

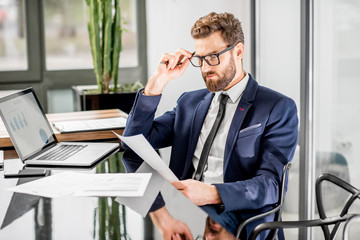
xmin=196 ymin=216 xmax=237 ymax=240
xmin=1 ymin=177 xmax=44 ymax=230
xmin=0 ymin=153 xmax=236 ymax=240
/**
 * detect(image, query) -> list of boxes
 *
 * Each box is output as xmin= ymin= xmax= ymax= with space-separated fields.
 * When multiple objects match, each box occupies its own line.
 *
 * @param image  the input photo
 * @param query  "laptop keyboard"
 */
xmin=38 ymin=144 xmax=87 ymax=161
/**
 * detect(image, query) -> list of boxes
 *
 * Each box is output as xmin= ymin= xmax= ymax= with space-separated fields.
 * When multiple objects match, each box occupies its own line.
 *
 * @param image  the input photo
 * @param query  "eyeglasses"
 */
xmin=189 ymin=45 xmax=235 ymax=67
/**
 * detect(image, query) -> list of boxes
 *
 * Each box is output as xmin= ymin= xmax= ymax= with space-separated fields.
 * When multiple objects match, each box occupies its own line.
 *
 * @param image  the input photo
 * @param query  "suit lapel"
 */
xmin=224 ymin=75 xmax=259 ymax=170
xmin=182 ymin=92 xmax=214 ymax=178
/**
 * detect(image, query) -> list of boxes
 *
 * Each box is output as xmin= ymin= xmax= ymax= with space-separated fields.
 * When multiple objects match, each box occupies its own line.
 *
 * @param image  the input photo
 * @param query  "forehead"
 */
xmin=194 ymin=31 xmax=227 ymax=55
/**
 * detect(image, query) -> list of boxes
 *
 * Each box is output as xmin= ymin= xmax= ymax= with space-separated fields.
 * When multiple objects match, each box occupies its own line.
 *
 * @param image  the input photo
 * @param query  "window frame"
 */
xmin=0 ymin=0 xmax=147 ymax=111
xmin=0 ymin=0 xmax=41 ymax=82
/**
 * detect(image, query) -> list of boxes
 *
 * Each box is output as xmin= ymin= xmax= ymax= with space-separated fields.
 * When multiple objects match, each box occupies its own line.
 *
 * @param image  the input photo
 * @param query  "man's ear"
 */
xmin=234 ymin=42 xmax=244 ymax=60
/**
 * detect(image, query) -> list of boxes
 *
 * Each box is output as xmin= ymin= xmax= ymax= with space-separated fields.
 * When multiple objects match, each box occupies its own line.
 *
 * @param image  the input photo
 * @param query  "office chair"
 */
xmin=283 ymin=151 xmax=350 ymax=215
xmin=249 ymin=173 xmax=360 ymax=240
xmin=235 ymin=162 xmax=292 ymax=240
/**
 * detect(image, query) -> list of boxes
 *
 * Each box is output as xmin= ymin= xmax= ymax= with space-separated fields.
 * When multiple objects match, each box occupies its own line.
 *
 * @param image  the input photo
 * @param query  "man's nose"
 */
xmin=201 ymin=60 xmax=212 ymax=72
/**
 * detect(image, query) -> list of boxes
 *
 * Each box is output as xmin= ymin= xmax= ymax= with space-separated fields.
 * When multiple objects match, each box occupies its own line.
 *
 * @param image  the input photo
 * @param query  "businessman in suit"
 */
xmin=122 ymin=12 xmax=298 ymax=240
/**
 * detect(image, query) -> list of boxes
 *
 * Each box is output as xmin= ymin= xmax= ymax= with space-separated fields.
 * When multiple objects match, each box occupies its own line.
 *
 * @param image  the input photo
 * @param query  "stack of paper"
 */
xmin=53 ymin=117 xmax=127 ymax=133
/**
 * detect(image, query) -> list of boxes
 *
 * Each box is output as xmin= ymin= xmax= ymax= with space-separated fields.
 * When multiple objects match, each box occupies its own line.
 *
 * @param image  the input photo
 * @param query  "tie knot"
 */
xmin=219 ymin=93 xmax=229 ymax=105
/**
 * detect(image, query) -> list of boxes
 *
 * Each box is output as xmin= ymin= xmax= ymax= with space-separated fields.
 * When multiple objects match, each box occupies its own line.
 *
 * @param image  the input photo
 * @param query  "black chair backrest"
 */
xmin=249 ymin=173 xmax=360 ymax=240
xmin=235 ymin=162 xmax=291 ymax=239
xmin=315 ymin=173 xmax=360 ymax=239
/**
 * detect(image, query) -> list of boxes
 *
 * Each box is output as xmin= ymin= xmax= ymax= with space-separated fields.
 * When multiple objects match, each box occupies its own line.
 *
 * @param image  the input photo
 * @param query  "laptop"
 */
xmin=0 ymin=88 xmax=119 ymax=167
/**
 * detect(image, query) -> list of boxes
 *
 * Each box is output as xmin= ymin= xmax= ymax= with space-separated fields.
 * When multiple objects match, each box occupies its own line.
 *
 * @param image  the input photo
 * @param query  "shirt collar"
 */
xmin=214 ymin=72 xmax=249 ymax=103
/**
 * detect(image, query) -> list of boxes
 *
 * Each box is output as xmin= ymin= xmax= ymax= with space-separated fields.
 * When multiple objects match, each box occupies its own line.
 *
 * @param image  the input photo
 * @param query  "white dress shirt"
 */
xmin=192 ymin=73 xmax=249 ymax=184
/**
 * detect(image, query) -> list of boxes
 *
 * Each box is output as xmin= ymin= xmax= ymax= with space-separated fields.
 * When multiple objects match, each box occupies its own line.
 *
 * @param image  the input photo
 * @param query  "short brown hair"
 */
xmin=191 ymin=12 xmax=244 ymax=46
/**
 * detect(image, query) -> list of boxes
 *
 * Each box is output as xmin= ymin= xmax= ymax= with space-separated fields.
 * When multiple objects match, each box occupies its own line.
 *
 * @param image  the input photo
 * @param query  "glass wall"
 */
xmin=0 ymin=0 xmax=27 ymax=71
xmin=313 ymin=0 xmax=360 ymax=238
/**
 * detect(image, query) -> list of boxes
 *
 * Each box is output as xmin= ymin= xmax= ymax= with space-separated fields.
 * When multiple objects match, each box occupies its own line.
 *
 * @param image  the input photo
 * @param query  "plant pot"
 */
xmin=73 ymin=85 xmax=137 ymax=114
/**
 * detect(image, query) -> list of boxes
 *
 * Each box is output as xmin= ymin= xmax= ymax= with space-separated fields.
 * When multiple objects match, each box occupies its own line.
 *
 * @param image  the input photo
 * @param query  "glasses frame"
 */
xmin=190 ymin=45 xmax=235 ymax=67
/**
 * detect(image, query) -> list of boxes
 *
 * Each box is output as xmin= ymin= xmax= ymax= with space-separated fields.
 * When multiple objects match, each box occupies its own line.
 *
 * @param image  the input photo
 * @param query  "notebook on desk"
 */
xmin=0 ymin=88 xmax=119 ymax=167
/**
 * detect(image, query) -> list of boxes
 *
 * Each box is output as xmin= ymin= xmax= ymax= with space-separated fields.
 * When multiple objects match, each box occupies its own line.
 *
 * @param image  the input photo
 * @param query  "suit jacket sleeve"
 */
xmin=122 ymin=89 xmax=180 ymax=212
xmin=122 ymin=89 xmax=180 ymax=154
xmin=213 ymin=97 xmax=298 ymax=213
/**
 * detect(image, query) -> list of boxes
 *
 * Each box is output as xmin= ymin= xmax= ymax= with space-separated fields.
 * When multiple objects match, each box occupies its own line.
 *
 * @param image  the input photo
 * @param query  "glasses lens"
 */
xmin=204 ymin=54 xmax=220 ymax=66
xmin=190 ymin=56 xmax=202 ymax=67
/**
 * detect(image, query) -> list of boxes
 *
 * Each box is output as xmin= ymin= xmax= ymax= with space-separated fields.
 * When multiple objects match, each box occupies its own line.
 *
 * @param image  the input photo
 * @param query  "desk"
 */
xmin=0 ymin=109 xmax=237 ymax=239
xmin=0 ymin=109 xmax=127 ymax=150
xmin=0 ymin=153 xmax=220 ymax=240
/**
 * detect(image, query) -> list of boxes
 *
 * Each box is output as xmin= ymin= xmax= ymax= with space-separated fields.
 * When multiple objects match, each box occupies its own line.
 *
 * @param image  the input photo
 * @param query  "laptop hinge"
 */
xmin=25 ymin=142 xmax=58 ymax=161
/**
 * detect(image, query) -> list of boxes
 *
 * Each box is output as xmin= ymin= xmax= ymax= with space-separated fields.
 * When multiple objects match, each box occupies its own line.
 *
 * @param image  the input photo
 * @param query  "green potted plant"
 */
xmin=73 ymin=0 xmax=143 ymax=113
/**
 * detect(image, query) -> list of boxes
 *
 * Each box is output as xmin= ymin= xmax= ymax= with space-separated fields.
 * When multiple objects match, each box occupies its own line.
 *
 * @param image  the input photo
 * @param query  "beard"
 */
xmin=202 ymin=57 xmax=236 ymax=92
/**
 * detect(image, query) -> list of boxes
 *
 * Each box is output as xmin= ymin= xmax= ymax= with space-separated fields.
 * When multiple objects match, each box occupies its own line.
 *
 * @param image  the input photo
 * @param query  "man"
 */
xmin=122 ymin=12 xmax=298 ymax=240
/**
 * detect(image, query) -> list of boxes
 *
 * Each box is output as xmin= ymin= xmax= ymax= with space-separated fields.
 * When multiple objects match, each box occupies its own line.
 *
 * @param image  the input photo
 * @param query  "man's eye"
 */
xmin=205 ymin=55 xmax=218 ymax=62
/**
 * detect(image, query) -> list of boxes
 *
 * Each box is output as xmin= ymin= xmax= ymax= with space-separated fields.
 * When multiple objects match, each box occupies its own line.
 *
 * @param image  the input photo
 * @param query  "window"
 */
xmin=0 ymin=0 xmax=27 ymax=71
xmin=43 ymin=0 xmax=138 ymax=70
xmin=0 ymin=0 xmax=147 ymax=112
xmin=313 ymin=0 xmax=360 ymax=238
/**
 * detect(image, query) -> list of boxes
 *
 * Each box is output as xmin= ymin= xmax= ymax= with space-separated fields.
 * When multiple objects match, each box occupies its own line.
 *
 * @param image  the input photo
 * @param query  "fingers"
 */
xmin=171 ymin=233 xmax=182 ymax=240
xmin=160 ymin=48 xmax=192 ymax=70
xmin=178 ymin=58 xmax=190 ymax=71
xmin=172 ymin=224 xmax=194 ymax=240
xmin=183 ymin=225 xmax=194 ymax=240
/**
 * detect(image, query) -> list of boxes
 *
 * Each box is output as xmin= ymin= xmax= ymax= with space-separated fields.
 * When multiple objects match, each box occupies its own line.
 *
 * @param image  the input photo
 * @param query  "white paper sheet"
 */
xmin=74 ymin=173 xmax=151 ymax=197
xmin=116 ymin=162 xmax=165 ymax=217
xmin=53 ymin=117 xmax=127 ymax=133
xmin=8 ymin=171 xmax=151 ymax=198
xmin=113 ymin=132 xmax=179 ymax=182
xmin=8 ymin=172 xmax=91 ymax=198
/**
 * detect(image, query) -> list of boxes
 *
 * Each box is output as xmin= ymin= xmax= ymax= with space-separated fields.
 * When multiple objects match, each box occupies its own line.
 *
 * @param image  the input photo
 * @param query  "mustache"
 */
xmin=203 ymin=71 xmax=217 ymax=77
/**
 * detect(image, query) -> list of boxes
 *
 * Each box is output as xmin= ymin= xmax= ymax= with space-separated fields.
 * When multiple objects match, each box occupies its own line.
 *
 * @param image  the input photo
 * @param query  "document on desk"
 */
xmin=74 ymin=173 xmax=152 ymax=197
xmin=8 ymin=172 xmax=91 ymax=198
xmin=8 ymin=171 xmax=152 ymax=198
xmin=113 ymin=132 xmax=179 ymax=183
xmin=53 ymin=117 xmax=127 ymax=133
xmin=116 ymin=162 xmax=165 ymax=217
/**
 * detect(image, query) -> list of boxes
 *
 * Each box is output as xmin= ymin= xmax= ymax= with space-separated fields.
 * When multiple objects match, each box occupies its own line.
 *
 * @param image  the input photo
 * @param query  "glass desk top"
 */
xmin=0 ymin=152 xmax=236 ymax=240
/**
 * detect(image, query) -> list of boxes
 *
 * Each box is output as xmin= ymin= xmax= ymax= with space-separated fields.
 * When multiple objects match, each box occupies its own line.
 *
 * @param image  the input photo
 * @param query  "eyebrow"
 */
xmin=194 ymin=46 xmax=228 ymax=56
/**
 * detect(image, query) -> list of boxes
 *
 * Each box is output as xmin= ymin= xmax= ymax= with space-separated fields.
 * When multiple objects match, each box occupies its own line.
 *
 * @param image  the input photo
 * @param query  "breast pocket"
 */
xmin=234 ymin=123 xmax=263 ymax=159
xmin=238 ymin=123 xmax=262 ymax=138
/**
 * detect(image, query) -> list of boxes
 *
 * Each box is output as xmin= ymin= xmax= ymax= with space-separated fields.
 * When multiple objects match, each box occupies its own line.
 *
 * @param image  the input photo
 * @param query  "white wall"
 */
xmin=146 ymin=0 xmax=251 ymax=116
xmin=256 ymin=0 xmax=300 ymax=109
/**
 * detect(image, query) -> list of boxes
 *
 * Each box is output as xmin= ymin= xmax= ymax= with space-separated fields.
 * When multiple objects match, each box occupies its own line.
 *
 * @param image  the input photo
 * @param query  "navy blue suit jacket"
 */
xmin=122 ymin=74 xmax=298 ymax=238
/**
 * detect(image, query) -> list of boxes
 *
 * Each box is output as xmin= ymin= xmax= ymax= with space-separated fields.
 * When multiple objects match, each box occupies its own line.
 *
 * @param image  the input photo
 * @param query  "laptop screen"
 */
xmin=0 ymin=88 xmax=56 ymax=160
